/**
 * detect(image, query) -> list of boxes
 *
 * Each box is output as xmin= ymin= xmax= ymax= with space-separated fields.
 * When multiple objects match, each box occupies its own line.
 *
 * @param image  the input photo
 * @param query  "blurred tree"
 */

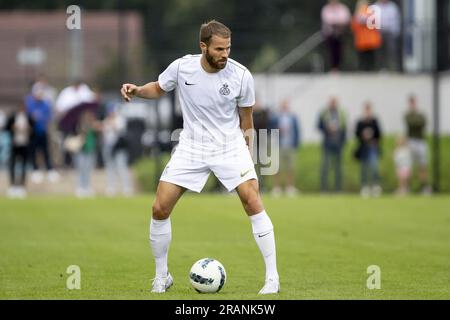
xmin=0 ymin=0 xmax=359 ymax=74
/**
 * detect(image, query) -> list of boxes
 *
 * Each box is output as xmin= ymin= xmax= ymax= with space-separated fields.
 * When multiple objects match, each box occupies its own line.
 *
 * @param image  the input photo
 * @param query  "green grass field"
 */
xmin=1 ymin=194 xmax=450 ymax=299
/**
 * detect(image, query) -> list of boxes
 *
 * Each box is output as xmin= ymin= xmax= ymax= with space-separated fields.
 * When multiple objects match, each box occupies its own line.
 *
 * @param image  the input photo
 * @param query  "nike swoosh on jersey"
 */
xmin=185 ymin=81 xmax=196 ymax=86
xmin=240 ymin=168 xmax=253 ymax=177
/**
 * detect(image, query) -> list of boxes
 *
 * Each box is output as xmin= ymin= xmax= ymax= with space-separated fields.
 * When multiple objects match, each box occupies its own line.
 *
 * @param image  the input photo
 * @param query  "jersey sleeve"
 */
xmin=158 ymin=59 xmax=180 ymax=92
xmin=237 ymin=69 xmax=255 ymax=108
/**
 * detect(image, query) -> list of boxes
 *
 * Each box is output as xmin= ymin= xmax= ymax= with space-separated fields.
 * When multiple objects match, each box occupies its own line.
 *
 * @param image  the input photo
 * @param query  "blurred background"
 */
xmin=0 ymin=0 xmax=449 ymax=197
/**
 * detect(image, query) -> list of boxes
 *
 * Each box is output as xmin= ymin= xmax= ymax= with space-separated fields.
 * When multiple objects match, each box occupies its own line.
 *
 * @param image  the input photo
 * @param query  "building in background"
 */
xmin=0 ymin=10 xmax=144 ymax=108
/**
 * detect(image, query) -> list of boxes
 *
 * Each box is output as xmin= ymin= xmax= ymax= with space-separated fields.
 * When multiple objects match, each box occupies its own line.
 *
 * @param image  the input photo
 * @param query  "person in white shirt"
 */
xmin=321 ymin=0 xmax=351 ymax=71
xmin=55 ymin=80 xmax=96 ymax=117
xmin=121 ymin=20 xmax=279 ymax=295
xmin=55 ymin=80 xmax=96 ymax=168
xmin=374 ymin=0 xmax=401 ymax=71
xmin=394 ymin=135 xmax=412 ymax=195
xmin=101 ymin=106 xmax=132 ymax=196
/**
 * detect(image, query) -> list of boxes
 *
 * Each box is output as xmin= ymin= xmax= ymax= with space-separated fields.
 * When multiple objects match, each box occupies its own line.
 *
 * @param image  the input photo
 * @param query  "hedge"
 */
xmin=133 ymin=136 xmax=450 ymax=193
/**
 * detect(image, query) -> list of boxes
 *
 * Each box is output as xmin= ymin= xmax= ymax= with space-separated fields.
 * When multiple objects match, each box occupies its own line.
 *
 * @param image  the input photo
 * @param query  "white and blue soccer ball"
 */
xmin=189 ymin=258 xmax=227 ymax=293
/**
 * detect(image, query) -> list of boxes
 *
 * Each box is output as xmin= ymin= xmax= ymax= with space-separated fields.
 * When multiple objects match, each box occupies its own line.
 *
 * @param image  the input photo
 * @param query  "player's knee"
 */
xmin=242 ymin=192 xmax=263 ymax=214
xmin=152 ymin=200 xmax=171 ymax=219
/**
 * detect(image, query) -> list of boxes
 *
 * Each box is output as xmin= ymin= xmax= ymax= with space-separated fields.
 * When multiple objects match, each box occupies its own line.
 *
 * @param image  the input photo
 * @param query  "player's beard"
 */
xmin=205 ymin=48 xmax=227 ymax=70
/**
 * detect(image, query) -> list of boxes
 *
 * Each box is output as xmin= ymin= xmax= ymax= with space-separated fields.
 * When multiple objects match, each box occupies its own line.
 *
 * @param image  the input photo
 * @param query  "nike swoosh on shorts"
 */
xmin=240 ymin=169 xmax=253 ymax=177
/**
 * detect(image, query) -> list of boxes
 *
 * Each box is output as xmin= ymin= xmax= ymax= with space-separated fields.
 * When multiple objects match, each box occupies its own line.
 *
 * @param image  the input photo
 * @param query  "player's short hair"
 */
xmin=199 ymin=20 xmax=231 ymax=45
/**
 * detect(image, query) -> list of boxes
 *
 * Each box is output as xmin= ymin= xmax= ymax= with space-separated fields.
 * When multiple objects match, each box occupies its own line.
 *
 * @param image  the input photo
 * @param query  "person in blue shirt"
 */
xmin=270 ymin=99 xmax=301 ymax=196
xmin=25 ymin=83 xmax=58 ymax=183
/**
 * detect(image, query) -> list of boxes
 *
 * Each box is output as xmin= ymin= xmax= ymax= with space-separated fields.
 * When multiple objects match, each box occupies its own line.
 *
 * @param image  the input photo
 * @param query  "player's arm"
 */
xmin=120 ymin=82 xmax=166 ymax=102
xmin=238 ymin=106 xmax=255 ymax=157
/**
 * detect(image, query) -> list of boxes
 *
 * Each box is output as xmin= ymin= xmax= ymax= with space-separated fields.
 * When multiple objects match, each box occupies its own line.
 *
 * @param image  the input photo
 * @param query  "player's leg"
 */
xmin=152 ymin=180 xmax=186 ymax=219
xmin=236 ymin=179 xmax=280 ymax=294
xmin=150 ymin=143 xmax=211 ymax=292
xmin=210 ymin=142 xmax=279 ymax=294
xmin=150 ymin=181 xmax=186 ymax=293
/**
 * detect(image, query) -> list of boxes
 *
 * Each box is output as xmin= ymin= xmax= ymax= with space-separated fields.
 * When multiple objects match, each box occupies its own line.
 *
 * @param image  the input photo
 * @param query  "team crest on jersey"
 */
xmin=219 ymin=83 xmax=230 ymax=96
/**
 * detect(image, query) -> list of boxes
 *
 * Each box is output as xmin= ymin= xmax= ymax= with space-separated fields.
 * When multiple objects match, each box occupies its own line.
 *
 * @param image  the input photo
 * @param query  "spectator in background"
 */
xmin=102 ymin=106 xmax=133 ymax=197
xmin=25 ymin=83 xmax=59 ymax=184
xmin=32 ymin=76 xmax=60 ymax=167
xmin=5 ymin=102 xmax=34 ymax=198
xmin=393 ymin=135 xmax=412 ymax=196
xmin=55 ymin=80 xmax=96 ymax=168
xmin=33 ymin=75 xmax=57 ymax=108
xmin=271 ymin=99 xmax=301 ymax=197
xmin=321 ymin=0 xmax=351 ymax=71
xmin=354 ymin=102 xmax=382 ymax=198
xmin=351 ymin=0 xmax=382 ymax=71
xmin=0 ymin=110 xmax=10 ymax=169
xmin=55 ymin=80 xmax=96 ymax=118
xmin=318 ymin=96 xmax=347 ymax=192
xmin=374 ymin=0 xmax=401 ymax=71
xmin=405 ymin=95 xmax=432 ymax=195
xmin=74 ymin=110 xmax=101 ymax=198
xmin=252 ymin=98 xmax=270 ymax=192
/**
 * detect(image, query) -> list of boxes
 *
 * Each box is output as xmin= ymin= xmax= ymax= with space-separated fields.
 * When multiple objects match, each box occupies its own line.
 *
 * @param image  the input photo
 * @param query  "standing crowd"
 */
xmin=321 ymin=0 xmax=401 ymax=72
xmin=255 ymin=93 xmax=432 ymax=197
xmin=0 ymin=77 xmax=133 ymax=199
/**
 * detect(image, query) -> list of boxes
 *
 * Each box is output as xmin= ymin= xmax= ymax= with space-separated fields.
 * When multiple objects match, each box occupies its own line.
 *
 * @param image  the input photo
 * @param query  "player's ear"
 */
xmin=200 ymin=42 xmax=207 ymax=54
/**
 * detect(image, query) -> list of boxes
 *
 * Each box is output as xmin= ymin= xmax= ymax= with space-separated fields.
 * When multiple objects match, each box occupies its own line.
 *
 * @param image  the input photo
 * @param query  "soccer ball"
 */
xmin=189 ymin=258 xmax=227 ymax=293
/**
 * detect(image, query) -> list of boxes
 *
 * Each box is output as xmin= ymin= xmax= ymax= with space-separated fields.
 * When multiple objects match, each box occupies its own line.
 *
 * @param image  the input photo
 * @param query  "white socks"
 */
xmin=250 ymin=210 xmax=279 ymax=281
xmin=150 ymin=218 xmax=172 ymax=278
xmin=150 ymin=212 xmax=278 ymax=282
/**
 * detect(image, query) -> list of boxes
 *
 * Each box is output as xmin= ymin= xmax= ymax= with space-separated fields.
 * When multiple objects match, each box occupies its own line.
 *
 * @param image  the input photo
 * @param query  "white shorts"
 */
xmin=160 ymin=138 xmax=258 ymax=193
xmin=409 ymin=138 xmax=428 ymax=167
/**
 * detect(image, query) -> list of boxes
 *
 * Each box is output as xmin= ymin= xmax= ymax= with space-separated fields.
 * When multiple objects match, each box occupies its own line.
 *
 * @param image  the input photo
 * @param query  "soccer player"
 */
xmin=120 ymin=20 xmax=279 ymax=294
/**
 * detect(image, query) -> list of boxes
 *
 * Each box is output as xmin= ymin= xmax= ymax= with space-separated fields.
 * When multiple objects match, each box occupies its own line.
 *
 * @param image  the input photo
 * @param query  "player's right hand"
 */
xmin=121 ymin=83 xmax=138 ymax=102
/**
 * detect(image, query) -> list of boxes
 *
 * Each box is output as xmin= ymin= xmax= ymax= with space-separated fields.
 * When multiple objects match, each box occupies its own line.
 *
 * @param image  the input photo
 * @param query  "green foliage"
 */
xmin=133 ymin=153 xmax=171 ymax=193
xmin=133 ymin=136 xmax=450 ymax=193
xmin=0 ymin=0 xmax=333 ymax=73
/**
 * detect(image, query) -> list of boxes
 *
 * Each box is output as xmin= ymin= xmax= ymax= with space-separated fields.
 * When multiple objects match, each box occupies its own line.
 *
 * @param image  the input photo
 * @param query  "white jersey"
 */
xmin=158 ymin=54 xmax=255 ymax=147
